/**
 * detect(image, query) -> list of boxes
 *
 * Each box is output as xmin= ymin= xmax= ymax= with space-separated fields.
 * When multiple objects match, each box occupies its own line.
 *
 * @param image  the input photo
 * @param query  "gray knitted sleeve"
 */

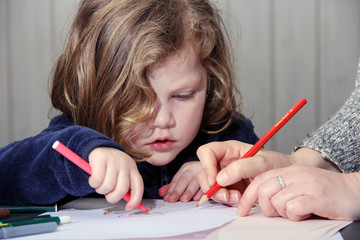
xmin=293 ymin=60 xmax=360 ymax=173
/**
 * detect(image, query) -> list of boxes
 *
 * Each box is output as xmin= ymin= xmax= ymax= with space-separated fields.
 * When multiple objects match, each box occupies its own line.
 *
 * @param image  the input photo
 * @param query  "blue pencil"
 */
xmin=0 ymin=222 xmax=57 ymax=239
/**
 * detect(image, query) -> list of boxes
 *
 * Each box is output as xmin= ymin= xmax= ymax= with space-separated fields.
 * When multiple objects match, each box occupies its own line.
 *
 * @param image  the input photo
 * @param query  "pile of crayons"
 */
xmin=0 ymin=206 xmax=70 ymax=239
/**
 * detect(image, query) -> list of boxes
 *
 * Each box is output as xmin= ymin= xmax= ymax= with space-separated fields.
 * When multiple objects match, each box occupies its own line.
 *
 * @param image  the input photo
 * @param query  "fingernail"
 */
xmin=163 ymin=194 xmax=169 ymax=202
xmin=231 ymin=192 xmax=240 ymax=202
xmin=236 ymin=205 xmax=243 ymax=216
xmin=223 ymin=193 xmax=228 ymax=202
xmin=207 ymin=176 xmax=213 ymax=188
xmin=168 ymin=194 xmax=177 ymax=202
xmin=180 ymin=194 xmax=189 ymax=202
xmin=216 ymin=192 xmax=228 ymax=202
xmin=158 ymin=186 xmax=168 ymax=196
xmin=217 ymin=172 xmax=230 ymax=185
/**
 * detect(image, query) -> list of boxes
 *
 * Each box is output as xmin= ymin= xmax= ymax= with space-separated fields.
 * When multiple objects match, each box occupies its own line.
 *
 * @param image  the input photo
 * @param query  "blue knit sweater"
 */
xmin=0 ymin=114 xmax=258 ymax=205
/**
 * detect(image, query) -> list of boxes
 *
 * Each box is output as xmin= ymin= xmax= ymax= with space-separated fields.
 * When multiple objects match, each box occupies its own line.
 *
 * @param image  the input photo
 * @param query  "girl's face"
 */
xmin=130 ymin=44 xmax=207 ymax=166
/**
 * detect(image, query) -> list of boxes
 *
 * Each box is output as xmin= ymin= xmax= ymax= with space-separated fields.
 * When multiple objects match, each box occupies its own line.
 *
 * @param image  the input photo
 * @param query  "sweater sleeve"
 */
xmin=0 ymin=115 xmax=124 ymax=205
xmin=218 ymin=115 xmax=259 ymax=144
xmin=293 ymin=60 xmax=360 ymax=173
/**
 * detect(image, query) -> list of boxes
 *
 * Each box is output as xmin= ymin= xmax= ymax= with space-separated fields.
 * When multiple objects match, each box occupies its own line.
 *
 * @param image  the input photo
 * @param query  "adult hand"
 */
xmin=239 ymin=164 xmax=360 ymax=221
xmin=196 ymin=140 xmax=295 ymax=206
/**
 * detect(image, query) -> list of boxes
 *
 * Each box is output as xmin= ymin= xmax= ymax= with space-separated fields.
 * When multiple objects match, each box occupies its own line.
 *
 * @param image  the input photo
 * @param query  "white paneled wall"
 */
xmin=0 ymin=0 xmax=79 ymax=147
xmin=222 ymin=0 xmax=360 ymax=153
xmin=1 ymin=0 xmax=360 ymax=154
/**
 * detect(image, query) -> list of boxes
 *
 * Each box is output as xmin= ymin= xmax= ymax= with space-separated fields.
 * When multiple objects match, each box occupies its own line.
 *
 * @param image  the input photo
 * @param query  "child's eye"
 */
xmin=173 ymin=92 xmax=194 ymax=101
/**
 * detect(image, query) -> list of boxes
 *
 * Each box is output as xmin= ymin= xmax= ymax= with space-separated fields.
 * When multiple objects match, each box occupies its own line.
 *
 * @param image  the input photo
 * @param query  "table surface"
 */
xmin=340 ymin=221 xmax=360 ymax=240
xmin=2 ymin=212 xmax=359 ymax=239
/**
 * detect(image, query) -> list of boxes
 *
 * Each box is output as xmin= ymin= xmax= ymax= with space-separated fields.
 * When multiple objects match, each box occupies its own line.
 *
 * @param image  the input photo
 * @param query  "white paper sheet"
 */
xmin=205 ymin=205 xmax=352 ymax=240
xmin=17 ymin=198 xmax=352 ymax=240
xmin=20 ymin=198 xmax=237 ymax=239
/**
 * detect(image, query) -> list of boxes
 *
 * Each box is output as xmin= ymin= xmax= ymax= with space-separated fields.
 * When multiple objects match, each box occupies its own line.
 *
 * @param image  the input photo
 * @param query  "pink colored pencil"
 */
xmin=197 ymin=98 xmax=307 ymax=207
xmin=52 ymin=141 xmax=148 ymax=212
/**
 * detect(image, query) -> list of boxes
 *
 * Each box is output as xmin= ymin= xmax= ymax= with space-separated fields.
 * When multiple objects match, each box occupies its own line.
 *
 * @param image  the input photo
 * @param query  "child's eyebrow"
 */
xmin=172 ymin=77 xmax=206 ymax=91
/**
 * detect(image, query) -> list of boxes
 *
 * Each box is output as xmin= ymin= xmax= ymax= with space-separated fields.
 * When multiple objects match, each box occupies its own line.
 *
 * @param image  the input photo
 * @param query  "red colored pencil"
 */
xmin=52 ymin=141 xmax=149 ymax=212
xmin=197 ymin=98 xmax=307 ymax=207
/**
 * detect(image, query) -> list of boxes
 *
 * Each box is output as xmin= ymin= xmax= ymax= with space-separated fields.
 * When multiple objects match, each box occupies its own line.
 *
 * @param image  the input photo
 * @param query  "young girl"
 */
xmin=0 ymin=0 xmax=258 ymax=211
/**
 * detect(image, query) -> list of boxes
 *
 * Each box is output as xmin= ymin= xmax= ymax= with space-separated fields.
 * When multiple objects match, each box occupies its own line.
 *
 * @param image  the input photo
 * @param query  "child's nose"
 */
xmin=152 ymin=104 xmax=175 ymax=129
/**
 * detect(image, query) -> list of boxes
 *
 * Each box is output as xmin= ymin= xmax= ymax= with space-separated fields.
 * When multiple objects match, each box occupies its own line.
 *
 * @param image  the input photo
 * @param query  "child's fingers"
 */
xmin=95 ymin=163 xmax=119 ymax=195
xmin=164 ymin=162 xmax=189 ymax=197
xmin=164 ymin=162 xmax=202 ymax=202
xmin=164 ymin=177 xmax=187 ymax=202
xmin=104 ymin=170 xmax=129 ymax=203
xmin=88 ymin=152 xmax=106 ymax=189
xmin=179 ymin=177 xmax=201 ymax=202
xmin=125 ymin=170 xmax=144 ymax=211
xmin=88 ymin=168 xmax=105 ymax=189
xmin=158 ymin=184 xmax=169 ymax=197
xmin=193 ymin=189 xmax=204 ymax=201
xmin=166 ymin=170 xmax=181 ymax=194
xmin=103 ymin=155 xmax=136 ymax=203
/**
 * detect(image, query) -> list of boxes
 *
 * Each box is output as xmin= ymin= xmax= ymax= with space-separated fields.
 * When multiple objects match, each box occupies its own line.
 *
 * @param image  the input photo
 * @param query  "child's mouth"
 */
xmin=149 ymin=139 xmax=174 ymax=151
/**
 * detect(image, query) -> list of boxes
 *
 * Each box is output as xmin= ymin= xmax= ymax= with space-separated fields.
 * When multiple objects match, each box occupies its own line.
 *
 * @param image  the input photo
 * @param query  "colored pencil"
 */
xmin=0 ymin=205 xmax=56 ymax=213
xmin=0 ymin=215 xmax=51 ymax=225
xmin=52 ymin=141 xmax=149 ymax=212
xmin=0 ymin=216 xmax=71 ymax=228
xmin=197 ymin=98 xmax=307 ymax=207
xmin=0 ymin=222 xmax=57 ymax=239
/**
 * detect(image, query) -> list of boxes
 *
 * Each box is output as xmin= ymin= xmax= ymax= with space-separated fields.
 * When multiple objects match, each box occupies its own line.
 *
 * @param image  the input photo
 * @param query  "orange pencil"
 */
xmin=197 ymin=98 xmax=307 ymax=207
xmin=52 ymin=141 xmax=149 ymax=212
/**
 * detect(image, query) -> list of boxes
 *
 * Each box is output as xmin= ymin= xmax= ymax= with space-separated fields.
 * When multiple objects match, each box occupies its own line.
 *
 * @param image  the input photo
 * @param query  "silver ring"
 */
xmin=277 ymin=175 xmax=286 ymax=189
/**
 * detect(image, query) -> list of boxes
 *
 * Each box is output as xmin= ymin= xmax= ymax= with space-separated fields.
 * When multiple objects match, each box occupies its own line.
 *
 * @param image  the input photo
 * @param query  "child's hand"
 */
xmin=88 ymin=147 xmax=144 ymax=211
xmin=159 ymin=161 xmax=203 ymax=203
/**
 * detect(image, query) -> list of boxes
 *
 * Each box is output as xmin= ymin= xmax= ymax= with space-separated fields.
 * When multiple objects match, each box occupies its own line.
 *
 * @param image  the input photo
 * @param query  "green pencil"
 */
xmin=0 ymin=214 xmax=51 ymax=225
xmin=0 ymin=216 xmax=71 ymax=228
xmin=0 ymin=205 xmax=57 ymax=213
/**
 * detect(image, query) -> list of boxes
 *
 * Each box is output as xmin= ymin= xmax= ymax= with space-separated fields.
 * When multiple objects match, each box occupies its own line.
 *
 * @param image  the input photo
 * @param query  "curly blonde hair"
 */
xmin=51 ymin=0 xmax=240 ymax=158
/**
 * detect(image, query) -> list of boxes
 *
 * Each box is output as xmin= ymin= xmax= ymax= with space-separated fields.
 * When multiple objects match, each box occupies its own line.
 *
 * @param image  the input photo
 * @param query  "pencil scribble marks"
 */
xmin=118 ymin=211 xmax=164 ymax=218
xmin=102 ymin=202 xmax=168 ymax=218
xmin=148 ymin=202 xmax=165 ymax=211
